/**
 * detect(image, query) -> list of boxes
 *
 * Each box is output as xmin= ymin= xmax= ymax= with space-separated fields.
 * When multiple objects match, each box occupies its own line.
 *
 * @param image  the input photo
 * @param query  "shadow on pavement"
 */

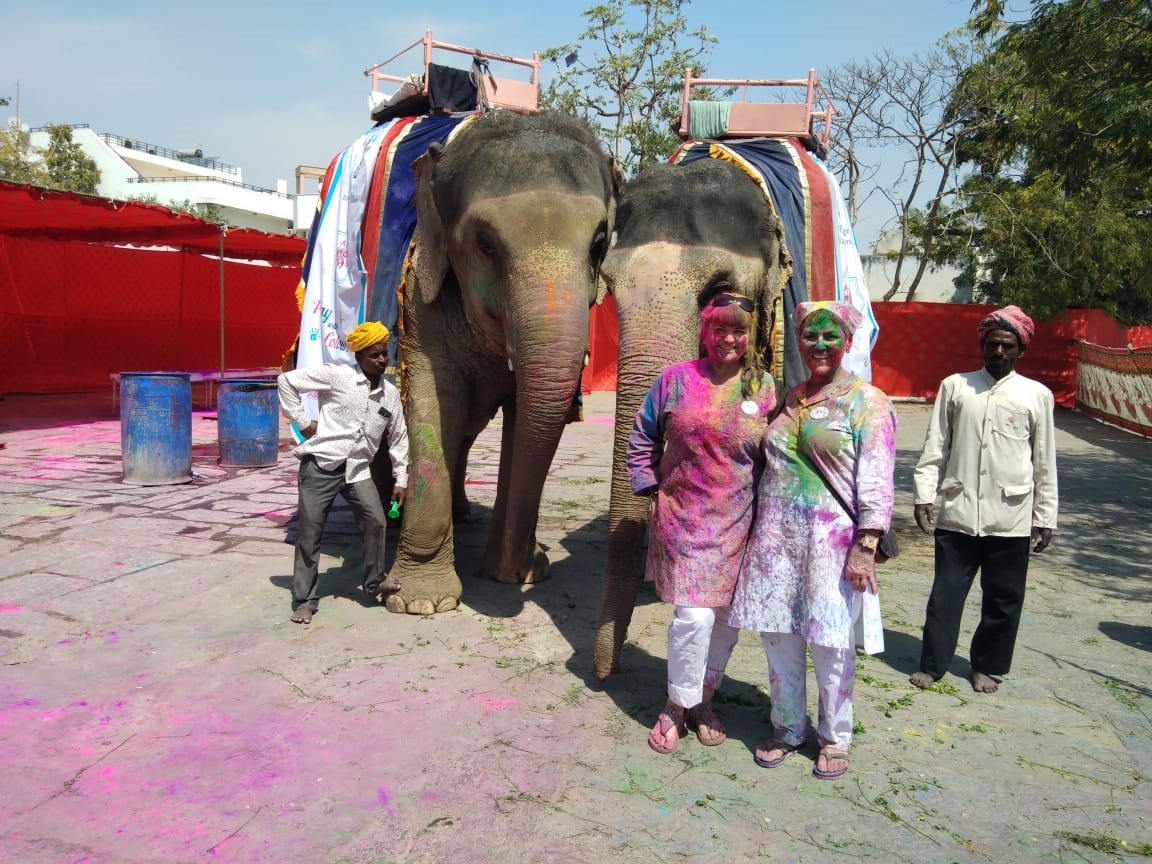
xmin=1097 ymin=620 xmax=1152 ymax=652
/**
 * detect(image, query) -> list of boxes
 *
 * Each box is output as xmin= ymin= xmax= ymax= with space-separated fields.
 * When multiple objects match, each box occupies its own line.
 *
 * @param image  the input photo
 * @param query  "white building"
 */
xmin=27 ymin=124 xmax=296 ymax=234
xmin=860 ymin=229 xmax=969 ymax=303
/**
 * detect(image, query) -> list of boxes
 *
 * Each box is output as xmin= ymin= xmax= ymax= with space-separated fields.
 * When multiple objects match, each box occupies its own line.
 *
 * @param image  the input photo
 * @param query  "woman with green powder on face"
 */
xmin=729 ymin=301 xmax=896 ymax=780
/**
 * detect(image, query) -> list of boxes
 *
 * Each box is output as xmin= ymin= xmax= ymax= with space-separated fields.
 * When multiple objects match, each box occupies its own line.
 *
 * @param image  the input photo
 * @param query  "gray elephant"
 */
xmin=382 ymin=110 xmax=620 ymax=616
xmin=591 ymin=157 xmax=789 ymax=678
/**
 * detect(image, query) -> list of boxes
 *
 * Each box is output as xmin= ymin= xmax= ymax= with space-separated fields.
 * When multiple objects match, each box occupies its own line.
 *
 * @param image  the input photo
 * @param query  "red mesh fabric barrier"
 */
xmin=0 ymin=236 xmax=300 ymax=395
xmin=582 ymin=295 xmax=619 ymax=394
xmin=1127 ymin=325 xmax=1152 ymax=348
xmin=870 ymin=304 xmax=1140 ymax=407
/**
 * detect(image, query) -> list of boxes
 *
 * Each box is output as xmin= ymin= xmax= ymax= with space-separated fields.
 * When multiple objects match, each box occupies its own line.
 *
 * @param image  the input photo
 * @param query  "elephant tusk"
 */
xmin=508 ymin=357 xmax=514 ymax=373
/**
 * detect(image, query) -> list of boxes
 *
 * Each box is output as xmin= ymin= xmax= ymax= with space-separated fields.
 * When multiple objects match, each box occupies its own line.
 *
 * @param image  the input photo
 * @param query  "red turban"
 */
xmin=977 ymin=305 xmax=1034 ymax=348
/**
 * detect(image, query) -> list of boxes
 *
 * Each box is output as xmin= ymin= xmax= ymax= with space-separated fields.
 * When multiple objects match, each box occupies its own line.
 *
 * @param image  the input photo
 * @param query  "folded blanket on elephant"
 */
xmin=670 ymin=137 xmax=878 ymax=383
xmin=296 ymin=114 xmax=479 ymax=378
xmin=362 ymin=113 xmax=479 ymax=367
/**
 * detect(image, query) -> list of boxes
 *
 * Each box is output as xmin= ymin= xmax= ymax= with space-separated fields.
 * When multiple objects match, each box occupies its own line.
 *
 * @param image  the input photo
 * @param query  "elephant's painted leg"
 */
xmin=451 ymin=432 xmax=478 ymax=524
xmin=594 ymin=517 xmax=648 ymax=678
xmin=385 ymin=385 xmax=463 ymax=615
xmin=483 ymin=398 xmax=549 ymax=584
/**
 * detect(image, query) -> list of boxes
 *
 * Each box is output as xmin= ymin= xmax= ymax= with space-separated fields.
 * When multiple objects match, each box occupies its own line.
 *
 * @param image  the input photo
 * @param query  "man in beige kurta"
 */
xmin=910 ymin=306 xmax=1058 ymax=693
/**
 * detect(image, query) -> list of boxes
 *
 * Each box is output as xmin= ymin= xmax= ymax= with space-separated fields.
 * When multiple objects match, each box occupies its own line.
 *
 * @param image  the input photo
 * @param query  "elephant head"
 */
xmin=592 ymin=157 xmax=787 ymax=677
xmin=388 ymin=111 xmax=621 ymax=613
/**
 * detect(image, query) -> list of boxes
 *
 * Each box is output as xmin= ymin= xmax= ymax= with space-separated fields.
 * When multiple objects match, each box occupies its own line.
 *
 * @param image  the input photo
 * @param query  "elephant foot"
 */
xmin=487 ymin=546 xmax=550 ymax=584
xmin=385 ymin=592 xmax=460 ymax=615
xmin=383 ymin=551 xmax=464 ymax=615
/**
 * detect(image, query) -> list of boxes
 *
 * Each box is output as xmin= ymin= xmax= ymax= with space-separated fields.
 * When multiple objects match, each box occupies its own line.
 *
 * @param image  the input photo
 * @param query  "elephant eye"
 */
xmin=475 ymin=232 xmax=496 ymax=257
xmin=589 ymin=226 xmax=608 ymax=267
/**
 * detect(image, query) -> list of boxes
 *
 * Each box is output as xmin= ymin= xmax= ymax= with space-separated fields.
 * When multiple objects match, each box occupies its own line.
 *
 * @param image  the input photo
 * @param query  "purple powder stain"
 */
xmin=0 ymin=604 xmax=22 ymax=613
xmin=423 ymin=791 xmax=444 ymax=801
xmin=376 ymin=785 xmax=397 ymax=816
xmin=482 ymin=697 xmax=519 ymax=711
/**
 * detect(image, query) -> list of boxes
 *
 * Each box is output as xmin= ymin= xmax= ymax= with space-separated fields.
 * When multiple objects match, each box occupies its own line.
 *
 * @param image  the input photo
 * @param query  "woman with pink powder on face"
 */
xmin=627 ymin=292 xmax=783 ymax=754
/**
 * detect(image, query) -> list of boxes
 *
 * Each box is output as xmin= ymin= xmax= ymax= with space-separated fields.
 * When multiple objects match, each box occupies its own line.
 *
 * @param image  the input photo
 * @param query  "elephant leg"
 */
xmin=594 ymin=519 xmax=648 ymax=679
xmin=451 ymin=432 xmax=479 ymax=523
xmin=483 ymin=396 xmax=550 ymax=584
xmin=385 ymin=367 xmax=464 ymax=616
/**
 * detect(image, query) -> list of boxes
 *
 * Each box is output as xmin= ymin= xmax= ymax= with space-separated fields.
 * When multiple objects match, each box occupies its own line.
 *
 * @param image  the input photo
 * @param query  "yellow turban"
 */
xmin=345 ymin=321 xmax=389 ymax=352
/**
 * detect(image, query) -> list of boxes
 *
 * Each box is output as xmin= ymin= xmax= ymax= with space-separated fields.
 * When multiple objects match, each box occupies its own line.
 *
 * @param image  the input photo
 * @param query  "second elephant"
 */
xmin=592 ymin=157 xmax=789 ymax=678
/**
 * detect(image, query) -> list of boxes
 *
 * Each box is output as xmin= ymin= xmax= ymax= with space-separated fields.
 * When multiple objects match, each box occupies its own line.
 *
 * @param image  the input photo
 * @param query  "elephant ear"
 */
xmin=412 ymin=143 xmax=449 ymax=305
xmin=594 ymin=157 xmax=626 ymax=307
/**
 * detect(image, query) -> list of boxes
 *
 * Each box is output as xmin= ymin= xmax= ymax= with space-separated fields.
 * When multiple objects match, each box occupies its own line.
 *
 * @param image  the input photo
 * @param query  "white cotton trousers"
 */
xmin=761 ymin=634 xmax=856 ymax=750
xmin=667 ymin=605 xmax=740 ymax=708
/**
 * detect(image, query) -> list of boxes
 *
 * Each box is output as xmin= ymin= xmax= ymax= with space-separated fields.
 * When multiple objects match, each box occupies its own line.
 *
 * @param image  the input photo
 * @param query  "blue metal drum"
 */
xmin=217 ymin=379 xmax=280 ymax=467
xmin=119 ymin=372 xmax=193 ymax=485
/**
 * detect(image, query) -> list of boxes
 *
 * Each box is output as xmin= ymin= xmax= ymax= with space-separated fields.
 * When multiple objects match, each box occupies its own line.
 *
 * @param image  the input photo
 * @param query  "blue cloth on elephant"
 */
xmin=366 ymin=114 xmax=474 ymax=368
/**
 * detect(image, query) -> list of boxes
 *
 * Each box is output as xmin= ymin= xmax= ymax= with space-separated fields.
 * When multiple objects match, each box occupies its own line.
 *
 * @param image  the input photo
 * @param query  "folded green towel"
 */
xmin=688 ymin=101 xmax=731 ymax=139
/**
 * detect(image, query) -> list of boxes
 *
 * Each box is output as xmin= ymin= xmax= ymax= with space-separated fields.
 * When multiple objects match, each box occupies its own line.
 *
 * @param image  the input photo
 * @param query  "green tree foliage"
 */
xmin=0 ymin=119 xmax=102 ymax=194
xmin=934 ymin=0 xmax=1152 ymax=323
xmin=41 ymin=124 xmax=100 ymax=194
xmin=539 ymin=0 xmax=717 ymax=176
xmin=0 ymin=102 xmax=46 ymax=186
xmin=127 ymin=194 xmax=227 ymax=225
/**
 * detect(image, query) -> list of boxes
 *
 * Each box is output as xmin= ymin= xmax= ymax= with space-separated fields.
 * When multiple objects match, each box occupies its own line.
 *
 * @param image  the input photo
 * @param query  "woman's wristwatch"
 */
xmin=855 ymin=532 xmax=879 ymax=553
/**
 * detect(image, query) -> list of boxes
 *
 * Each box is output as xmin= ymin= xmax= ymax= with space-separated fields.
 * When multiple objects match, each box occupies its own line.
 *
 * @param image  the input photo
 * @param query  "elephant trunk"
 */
xmin=490 ymin=269 xmax=590 ymax=581
xmin=593 ymin=328 xmax=699 ymax=680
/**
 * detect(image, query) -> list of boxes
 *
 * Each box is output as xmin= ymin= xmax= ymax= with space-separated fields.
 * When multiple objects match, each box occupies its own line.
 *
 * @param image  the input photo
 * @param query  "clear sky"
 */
xmin=4 ymin=0 xmax=974 ymax=238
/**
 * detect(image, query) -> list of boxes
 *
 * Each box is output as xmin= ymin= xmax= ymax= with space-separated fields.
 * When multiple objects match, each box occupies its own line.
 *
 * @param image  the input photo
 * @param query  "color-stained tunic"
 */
xmin=731 ymin=375 xmax=896 ymax=648
xmin=628 ymin=360 xmax=782 ymax=608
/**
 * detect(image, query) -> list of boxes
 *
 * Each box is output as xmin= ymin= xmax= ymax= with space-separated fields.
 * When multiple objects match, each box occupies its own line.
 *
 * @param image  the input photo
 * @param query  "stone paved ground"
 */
xmin=0 ymin=390 xmax=1148 ymax=864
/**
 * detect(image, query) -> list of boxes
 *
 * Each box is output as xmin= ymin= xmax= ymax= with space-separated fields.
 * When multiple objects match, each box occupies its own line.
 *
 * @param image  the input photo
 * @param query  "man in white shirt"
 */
xmin=278 ymin=321 xmax=409 ymax=624
xmin=910 ymin=306 xmax=1058 ymax=693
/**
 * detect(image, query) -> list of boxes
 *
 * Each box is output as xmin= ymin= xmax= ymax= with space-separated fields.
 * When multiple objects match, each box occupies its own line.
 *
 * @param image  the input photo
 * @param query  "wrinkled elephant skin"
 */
xmin=592 ymin=159 xmax=786 ymax=678
xmin=383 ymin=111 xmax=619 ymax=615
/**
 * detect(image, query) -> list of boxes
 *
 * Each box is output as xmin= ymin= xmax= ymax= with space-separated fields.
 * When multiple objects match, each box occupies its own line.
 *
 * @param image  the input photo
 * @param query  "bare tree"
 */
xmin=540 ymin=0 xmax=717 ymax=176
xmin=824 ymin=34 xmax=986 ymax=301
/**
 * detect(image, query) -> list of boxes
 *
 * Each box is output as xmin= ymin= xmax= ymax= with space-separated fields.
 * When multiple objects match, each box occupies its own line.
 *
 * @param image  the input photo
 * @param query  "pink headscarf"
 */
xmin=794 ymin=300 xmax=863 ymax=337
xmin=977 ymin=305 xmax=1034 ymax=348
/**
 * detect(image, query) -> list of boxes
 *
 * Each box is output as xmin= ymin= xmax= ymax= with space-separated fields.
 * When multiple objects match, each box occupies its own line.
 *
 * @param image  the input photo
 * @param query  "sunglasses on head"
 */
xmin=710 ymin=293 xmax=754 ymax=313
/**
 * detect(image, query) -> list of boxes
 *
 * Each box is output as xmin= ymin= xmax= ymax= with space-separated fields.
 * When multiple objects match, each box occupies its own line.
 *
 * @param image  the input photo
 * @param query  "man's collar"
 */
xmin=980 ymin=367 xmax=1017 ymax=385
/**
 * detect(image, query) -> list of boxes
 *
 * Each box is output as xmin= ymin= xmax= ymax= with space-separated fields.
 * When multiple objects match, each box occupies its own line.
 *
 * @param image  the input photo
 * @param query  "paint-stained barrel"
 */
xmin=120 ymin=372 xmax=193 ymax=485
xmin=217 ymin=380 xmax=280 ymax=467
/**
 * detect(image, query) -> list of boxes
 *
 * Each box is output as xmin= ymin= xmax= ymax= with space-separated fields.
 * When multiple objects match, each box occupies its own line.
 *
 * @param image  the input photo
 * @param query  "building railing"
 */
xmin=125 ymin=176 xmax=290 ymax=198
xmin=29 ymin=123 xmax=92 ymax=132
xmin=98 ymin=133 xmax=239 ymax=176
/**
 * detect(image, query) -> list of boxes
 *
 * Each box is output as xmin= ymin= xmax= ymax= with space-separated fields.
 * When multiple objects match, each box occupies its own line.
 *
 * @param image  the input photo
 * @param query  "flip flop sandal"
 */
xmin=686 ymin=704 xmax=727 ymax=746
xmin=753 ymin=738 xmax=801 ymax=769
xmin=647 ymin=707 xmax=686 ymax=755
xmin=812 ymin=747 xmax=850 ymax=780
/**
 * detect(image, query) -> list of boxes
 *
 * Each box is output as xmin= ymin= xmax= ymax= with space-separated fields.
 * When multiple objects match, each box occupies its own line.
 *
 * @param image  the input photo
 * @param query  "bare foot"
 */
xmin=379 ymin=575 xmax=401 ymax=594
xmin=971 ymin=672 xmax=1000 ymax=693
xmin=648 ymin=706 xmax=686 ymax=755
xmin=290 ymin=605 xmax=314 ymax=624
xmin=909 ymin=672 xmax=937 ymax=690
